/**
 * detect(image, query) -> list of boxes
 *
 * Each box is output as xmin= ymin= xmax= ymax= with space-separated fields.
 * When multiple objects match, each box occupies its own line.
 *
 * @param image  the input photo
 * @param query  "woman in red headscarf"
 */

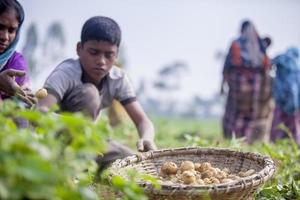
xmin=221 ymin=20 xmax=273 ymax=144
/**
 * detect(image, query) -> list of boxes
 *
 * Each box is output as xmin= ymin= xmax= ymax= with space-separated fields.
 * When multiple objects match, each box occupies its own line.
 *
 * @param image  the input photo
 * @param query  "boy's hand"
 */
xmin=137 ymin=138 xmax=157 ymax=152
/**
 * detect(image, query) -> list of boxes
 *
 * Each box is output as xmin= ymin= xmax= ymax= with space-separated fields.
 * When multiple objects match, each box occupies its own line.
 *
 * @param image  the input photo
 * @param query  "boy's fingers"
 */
xmin=137 ymin=140 xmax=144 ymax=152
xmin=144 ymin=140 xmax=157 ymax=151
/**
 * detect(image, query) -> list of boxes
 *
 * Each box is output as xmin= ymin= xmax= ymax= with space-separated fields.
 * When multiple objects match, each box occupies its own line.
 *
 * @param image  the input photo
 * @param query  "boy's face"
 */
xmin=77 ymin=40 xmax=118 ymax=84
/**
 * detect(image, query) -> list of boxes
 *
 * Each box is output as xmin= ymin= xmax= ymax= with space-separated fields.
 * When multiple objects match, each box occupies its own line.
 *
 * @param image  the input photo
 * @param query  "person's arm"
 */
xmin=123 ymin=101 xmax=156 ymax=152
xmin=36 ymin=93 xmax=59 ymax=113
xmin=36 ymin=62 xmax=71 ymax=113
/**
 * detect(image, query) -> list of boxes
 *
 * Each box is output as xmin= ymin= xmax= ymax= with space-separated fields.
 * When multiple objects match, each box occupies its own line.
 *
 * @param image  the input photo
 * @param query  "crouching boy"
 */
xmin=37 ymin=16 xmax=156 ymax=171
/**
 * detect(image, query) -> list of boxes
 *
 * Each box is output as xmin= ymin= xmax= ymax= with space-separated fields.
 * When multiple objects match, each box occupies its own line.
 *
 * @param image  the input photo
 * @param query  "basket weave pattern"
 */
xmin=110 ymin=147 xmax=275 ymax=200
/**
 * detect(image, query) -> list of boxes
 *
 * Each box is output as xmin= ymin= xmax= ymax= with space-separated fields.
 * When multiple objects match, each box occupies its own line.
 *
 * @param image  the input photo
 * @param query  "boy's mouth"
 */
xmin=93 ymin=68 xmax=106 ymax=73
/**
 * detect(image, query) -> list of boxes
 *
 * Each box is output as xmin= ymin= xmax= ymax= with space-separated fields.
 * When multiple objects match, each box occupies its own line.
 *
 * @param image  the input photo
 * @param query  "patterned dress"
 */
xmin=222 ymin=22 xmax=273 ymax=144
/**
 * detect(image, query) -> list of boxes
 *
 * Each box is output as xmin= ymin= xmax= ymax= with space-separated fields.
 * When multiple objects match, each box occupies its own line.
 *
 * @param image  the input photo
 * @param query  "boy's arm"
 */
xmin=36 ymin=64 xmax=70 ymax=113
xmin=36 ymin=93 xmax=58 ymax=113
xmin=123 ymin=101 xmax=156 ymax=152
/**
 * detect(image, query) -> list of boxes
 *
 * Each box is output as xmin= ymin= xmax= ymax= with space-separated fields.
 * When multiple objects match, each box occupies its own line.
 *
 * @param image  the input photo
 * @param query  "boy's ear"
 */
xmin=76 ymin=42 xmax=82 ymax=55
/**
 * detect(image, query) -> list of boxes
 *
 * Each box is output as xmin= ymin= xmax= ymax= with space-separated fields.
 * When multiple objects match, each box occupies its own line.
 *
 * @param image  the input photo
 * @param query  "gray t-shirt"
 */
xmin=44 ymin=58 xmax=136 ymax=110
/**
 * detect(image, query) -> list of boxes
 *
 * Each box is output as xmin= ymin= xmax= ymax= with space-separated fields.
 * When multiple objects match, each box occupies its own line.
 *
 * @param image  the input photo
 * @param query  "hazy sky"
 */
xmin=18 ymin=0 xmax=300 ymax=99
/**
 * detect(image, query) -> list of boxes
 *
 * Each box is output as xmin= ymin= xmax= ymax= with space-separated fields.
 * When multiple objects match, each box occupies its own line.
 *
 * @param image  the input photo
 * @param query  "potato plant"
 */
xmin=0 ymin=101 xmax=109 ymax=199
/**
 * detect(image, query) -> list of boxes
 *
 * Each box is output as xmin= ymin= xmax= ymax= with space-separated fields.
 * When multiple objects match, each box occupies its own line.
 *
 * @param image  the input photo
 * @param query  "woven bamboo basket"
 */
xmin=109 ymin=147 xmax=275 ymax=200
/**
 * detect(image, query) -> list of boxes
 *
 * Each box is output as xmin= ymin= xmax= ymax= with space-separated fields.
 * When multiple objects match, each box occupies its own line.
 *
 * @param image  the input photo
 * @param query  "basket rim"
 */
xmin=109 ymin=147 xmax=276 ymax=192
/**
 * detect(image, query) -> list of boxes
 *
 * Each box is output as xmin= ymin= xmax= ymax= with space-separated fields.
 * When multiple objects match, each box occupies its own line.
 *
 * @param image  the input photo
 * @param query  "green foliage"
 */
xmin=0 ymin=101 xmax=160 ymax=200
xmin=254 ymin=140 xmax=300 ymax=200
xmin=0 ymin=101 xmax=110 ymax=199
xmin=116 ymin=170 xmax=161 ymax=199
xmin=111 ymin=174 xmax=146 ymax=200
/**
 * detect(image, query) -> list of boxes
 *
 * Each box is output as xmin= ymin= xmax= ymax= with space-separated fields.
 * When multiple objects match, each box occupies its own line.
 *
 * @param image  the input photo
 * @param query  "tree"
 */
xmin=152 ymin=61 xmax=189 ymax=116
xmin=22 ymin=23 xmax=38 ymax=76
xmin=43 ymin=22 xmax=66 ymax=62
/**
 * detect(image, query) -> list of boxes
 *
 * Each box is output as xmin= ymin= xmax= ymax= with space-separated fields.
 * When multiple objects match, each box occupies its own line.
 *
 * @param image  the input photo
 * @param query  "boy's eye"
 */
xmin=88 ymin=50 xmax=98 ymax=55
xmin=105 ymin=53 xmax=115 ymax=60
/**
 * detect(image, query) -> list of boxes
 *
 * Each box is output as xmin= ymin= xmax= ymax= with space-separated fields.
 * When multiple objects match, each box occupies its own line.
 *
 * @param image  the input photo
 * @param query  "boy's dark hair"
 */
xmin=81 ymin=16 xmax=121 ymax=47
xmin=0 ymin=0 xmax=24 ymax=26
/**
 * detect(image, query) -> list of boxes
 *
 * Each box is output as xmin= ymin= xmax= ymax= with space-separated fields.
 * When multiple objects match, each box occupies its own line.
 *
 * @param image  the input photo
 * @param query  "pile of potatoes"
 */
xmin=159 ymin=161 xmax=255 ymax=185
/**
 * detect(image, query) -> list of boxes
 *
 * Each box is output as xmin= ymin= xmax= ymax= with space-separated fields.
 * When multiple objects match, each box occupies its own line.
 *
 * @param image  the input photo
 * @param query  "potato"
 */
xmin=216 ymin=171 xmax=227 ymax=179
xmin=159 ymin=160 xmax=241 ymax=186
xmin=210 ymin=177 xmax=220 ymax=184
xmin=180 ymin=161 xmax=195 ymax=172
xmin=194 ymin=163 xmax=202 ymax=171
xmin=35 ymin=88 xmax=48 ymax=99
xmin=198 ymin=162 xmax=211 ymax=172
xmin=238 ymin=171 xmax=246 ymax=177
xmin=214 ymin=167 xmax=221 ymax=173
xmin=222 ymin=168 xmax=230 ymax=174
xmin=161 ymin=162 xmax=178 ymax=175
xmin=201 ymin=169 xmax=215 ymax=179
xmin=181 ymin=171 xmax=196 ymax=184
xmin=203 ymin=178 xmax=212 ymax=184
xmin=228 ymin=174 xmax=240 ymax=180
xmin=208 ymin=167 xmax=218 ymax=176
xmin=238 ymin=169 xmax=255 ymax=177
xmin=196 ymin=178 xmax=205 ymax=185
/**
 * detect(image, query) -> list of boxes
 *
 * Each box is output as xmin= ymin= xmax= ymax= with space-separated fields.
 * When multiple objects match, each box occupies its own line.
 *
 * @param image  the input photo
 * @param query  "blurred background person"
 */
xmin=270 ymin=47 xmax=300 ymax=146
xmin=221 ymin=20 xmax=273 ymax=144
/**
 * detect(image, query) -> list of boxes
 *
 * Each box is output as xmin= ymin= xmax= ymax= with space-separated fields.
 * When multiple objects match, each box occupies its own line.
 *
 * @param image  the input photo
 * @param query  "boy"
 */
xmin=37 ymin=16 xmax=156 ymax=170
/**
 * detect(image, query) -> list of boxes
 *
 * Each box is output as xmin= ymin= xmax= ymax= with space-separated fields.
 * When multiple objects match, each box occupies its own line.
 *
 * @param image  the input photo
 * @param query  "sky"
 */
xmin=17 ymin=0 xmax=300 ymax=99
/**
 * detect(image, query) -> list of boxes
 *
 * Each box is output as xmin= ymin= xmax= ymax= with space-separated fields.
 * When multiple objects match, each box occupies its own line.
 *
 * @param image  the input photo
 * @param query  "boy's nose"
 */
xmin=96 ymin=55 xmax=106 ymax=65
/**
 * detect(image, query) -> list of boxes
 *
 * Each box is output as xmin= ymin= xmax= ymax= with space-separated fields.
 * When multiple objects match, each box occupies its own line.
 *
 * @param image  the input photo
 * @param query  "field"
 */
xmin=0 ymin=102 xmax=299 ymax=200
xmin=111 ymin=117 xmax=222 ymax=149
